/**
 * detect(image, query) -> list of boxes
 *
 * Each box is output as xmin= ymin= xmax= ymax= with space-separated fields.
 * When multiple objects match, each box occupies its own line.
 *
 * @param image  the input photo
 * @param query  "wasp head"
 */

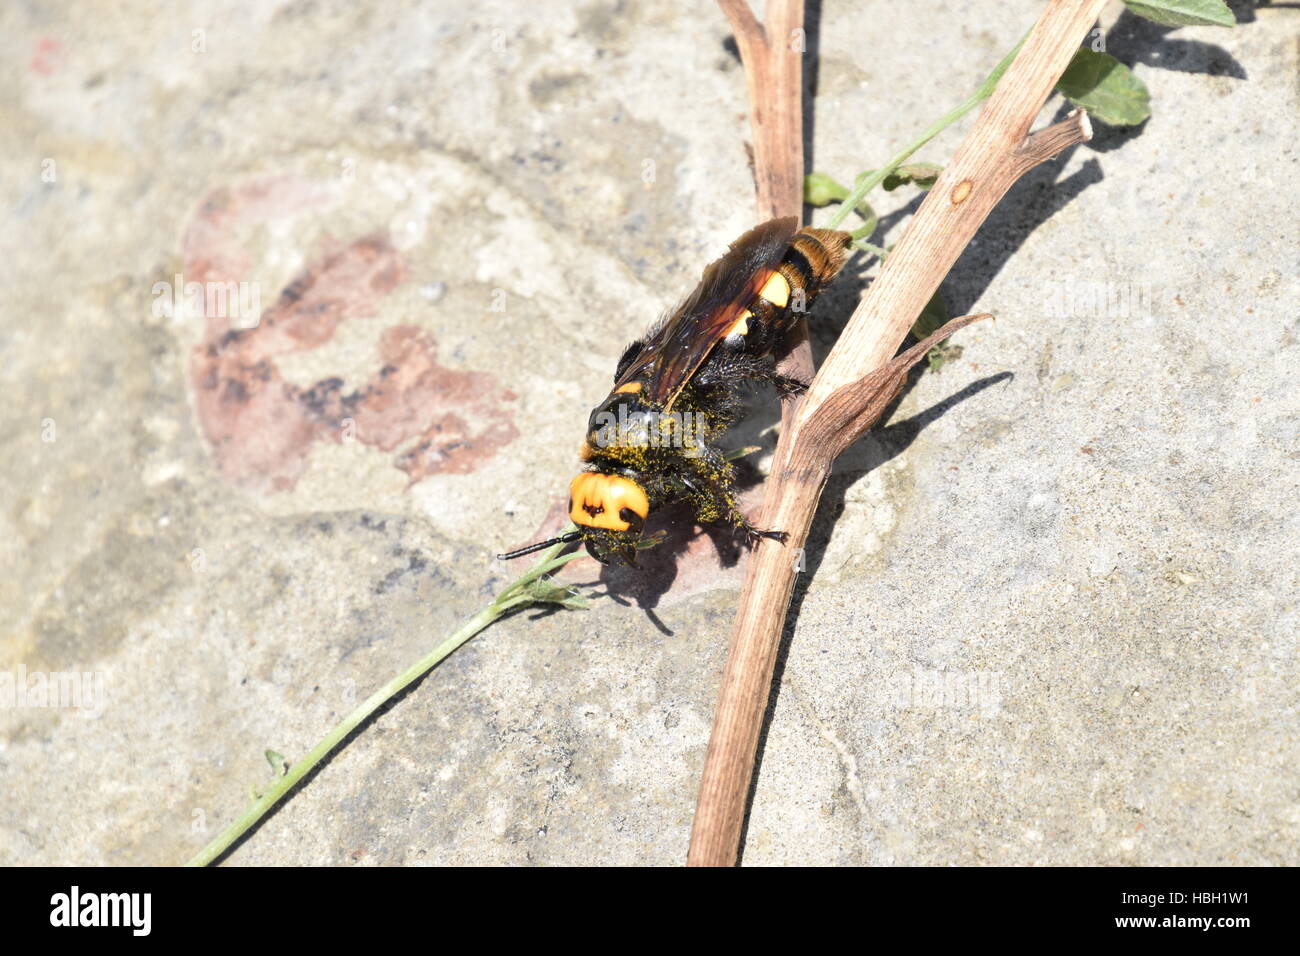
xmin=495 ymin=472 xmax=651 ymax=568
xmin=567 ymin=472 xmax=648 ymax=566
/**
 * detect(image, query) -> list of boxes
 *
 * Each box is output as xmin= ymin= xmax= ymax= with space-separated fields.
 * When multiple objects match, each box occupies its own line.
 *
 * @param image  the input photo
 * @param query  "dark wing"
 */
xmin=613 ymin=217 xmax=799 ymax=411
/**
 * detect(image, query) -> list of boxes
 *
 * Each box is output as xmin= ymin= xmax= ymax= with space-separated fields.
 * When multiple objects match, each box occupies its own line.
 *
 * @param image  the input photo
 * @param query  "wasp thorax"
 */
xmin=586 ymin=394 xmax=704 ymax=454
xmin=568 ymin=473 xmax=650 ymax=531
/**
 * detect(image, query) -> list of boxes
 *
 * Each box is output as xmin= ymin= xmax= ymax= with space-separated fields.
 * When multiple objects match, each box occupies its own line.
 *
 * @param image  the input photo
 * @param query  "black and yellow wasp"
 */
xmin=501 ymin=216 xmax=851 ymax=566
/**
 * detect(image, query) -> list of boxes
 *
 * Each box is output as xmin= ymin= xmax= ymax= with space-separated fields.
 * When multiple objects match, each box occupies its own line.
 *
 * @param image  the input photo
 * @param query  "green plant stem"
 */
xmin=827 ymin=35 xmax=1026 ymax=230
xmin=852 ymin=239 xmax=891 ymax=261
xmin=185 ymin=536 xmax=586 ymax=866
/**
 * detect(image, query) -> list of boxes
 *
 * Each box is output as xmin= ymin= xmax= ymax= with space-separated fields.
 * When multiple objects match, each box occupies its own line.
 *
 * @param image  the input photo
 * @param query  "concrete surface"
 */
xmin=1 ymin=0 xmax=1296 ymax=865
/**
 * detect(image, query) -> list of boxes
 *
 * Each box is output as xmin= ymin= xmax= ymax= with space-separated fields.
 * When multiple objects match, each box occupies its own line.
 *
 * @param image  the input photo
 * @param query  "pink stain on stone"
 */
xmin=183 ymin=177 xmax=518 ymax=491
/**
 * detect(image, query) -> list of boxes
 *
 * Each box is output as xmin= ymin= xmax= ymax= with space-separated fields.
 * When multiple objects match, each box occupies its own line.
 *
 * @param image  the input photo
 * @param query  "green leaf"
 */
xmin=912 ymin=290 xmax=948 ymax=340
xmin=925 ymin=341 xmax=963 ymax=373
xmin=913 ymin=293 xmax=963 ymax=372
xmin=806 ymin=171 xmax=876 ymax=235
xmin=804 ymin=172 xmax=848 ymax=206
xmin=1122 ymin=0 xmax=1234 ymax=27
xmin=1056 ymin=49 xmax=1151 ymax=127
xmin=883 ymin=162 xmax=942 ymax=191
xmin=635 ymin=531 xmax=666 ymax=551
xmin=521 ymin=578 xmax=588 ymax=610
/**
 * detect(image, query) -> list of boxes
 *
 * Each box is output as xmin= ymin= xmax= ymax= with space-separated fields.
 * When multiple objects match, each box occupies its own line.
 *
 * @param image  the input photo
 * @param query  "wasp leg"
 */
xmin=696 ymin=351 xmax=809 ymax=401
xmin=772 ymin=373 xmax=810 ymax=398
xmin=683 ymin=441 xmax=789 ymax=548
xmin=738 ymin=520 xmax=789 ymax=546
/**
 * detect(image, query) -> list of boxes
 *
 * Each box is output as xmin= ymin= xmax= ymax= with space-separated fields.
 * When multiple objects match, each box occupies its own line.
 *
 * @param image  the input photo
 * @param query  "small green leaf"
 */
xmin=912 ymin=290 xmax=948 ymax=340
xmin=925 ymin=341 xmax=963 ymax=373
xmin=1056 ymin=49 xmax=1151 ymax=127
xmin=804 ymin=172 xmax=849 ymax=206
xmin=635 ymin=531 xmax=666 ymax=551
xmin=521 ymin=578 xmax=588 ymax=610
xmin=807 ymin=172 xmax=875 ymax=235
xmin=1122 ymin=0 xmax=1234 ymax=27
xmin=883 ymin=162 xmax=942 ymax=191
xmin=265 ymin=750 xmax=287 ymax=775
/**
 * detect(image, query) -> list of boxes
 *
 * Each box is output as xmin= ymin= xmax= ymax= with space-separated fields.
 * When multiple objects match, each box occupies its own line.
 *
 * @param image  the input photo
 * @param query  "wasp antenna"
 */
xmin=496 ymin=530 xmax=582 ymax=561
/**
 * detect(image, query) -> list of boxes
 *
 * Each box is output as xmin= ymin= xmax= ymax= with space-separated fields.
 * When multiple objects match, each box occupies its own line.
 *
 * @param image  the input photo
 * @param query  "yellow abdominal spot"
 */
xmin=726 ymin=309 xmax=752 ymax=338
xmin=614 ymin=381 xmax=642 ymax=394
xmin=569 ymin=473 xmax=650 ymax=531
xmin=727 ymin=273 xmax=790 ymax=338
xmin=759 ymin=271 xmax=791 ymax=308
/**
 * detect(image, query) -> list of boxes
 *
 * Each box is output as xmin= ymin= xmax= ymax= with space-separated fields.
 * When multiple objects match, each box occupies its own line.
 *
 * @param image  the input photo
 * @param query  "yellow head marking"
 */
xmin=758 ymin=271 xmax=791 ymax=308
xmin=569 ymin=473 xmax=650 ymax=531
xmin=614 ymin=381 xmax=643 ymax=395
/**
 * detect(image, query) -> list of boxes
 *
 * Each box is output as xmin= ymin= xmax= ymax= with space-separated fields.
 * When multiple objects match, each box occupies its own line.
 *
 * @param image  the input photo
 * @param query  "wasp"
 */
xmin=500 ymin=216 xmax=851 ymax=566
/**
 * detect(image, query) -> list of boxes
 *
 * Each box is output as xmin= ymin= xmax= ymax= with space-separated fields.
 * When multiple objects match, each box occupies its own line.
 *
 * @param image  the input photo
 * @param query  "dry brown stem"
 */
xmin=689 ymin=0 xmax=1105 ymax=867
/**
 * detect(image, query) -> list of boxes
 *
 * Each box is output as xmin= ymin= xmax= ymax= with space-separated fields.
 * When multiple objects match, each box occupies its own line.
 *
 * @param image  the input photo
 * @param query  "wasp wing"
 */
xmin=613 ymin=216 xmax=799 ymax=411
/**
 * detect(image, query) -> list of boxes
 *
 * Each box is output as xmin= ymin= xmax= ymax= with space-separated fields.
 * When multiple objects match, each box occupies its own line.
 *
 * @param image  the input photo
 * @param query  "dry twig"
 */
xmin=689 ymin=0 xmax=1106 ymax=867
